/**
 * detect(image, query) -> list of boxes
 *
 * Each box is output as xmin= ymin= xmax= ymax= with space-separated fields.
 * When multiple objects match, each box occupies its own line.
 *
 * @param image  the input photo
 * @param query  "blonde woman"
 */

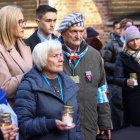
xmin=0 ymin=5 xmax=32 ymax=107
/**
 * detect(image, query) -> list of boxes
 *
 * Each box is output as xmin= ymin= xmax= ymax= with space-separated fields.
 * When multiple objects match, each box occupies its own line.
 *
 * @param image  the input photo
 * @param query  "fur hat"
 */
xmin=86 ymin=27 xmax=99 ymax=38
xmin=58 ymin=13 xmax=84 ymax=33
xmin=124 ymin=22 xmax=140 ymax=44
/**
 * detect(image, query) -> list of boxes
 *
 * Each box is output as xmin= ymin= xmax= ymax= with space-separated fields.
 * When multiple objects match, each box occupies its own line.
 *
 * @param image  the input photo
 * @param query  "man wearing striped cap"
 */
xmin=58 ymin=13 xmax=112 ymax=140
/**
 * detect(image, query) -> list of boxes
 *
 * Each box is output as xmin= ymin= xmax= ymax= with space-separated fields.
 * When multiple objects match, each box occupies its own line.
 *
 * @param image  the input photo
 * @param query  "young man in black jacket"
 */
xmin=24 ymin=5 xmax=58 ymax=52
xmin=102 ymin=21 xmax=124 ymax=130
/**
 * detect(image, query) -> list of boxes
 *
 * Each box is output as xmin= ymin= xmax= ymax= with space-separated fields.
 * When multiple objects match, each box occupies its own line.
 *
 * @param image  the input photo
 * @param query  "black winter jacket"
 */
xmin=114 ymin=52 xmax=140 ymax=125
xmin=102 ymin=33 xmax=123 ymax=84
xmin=24 ymin=30 xmax=58 ymax=52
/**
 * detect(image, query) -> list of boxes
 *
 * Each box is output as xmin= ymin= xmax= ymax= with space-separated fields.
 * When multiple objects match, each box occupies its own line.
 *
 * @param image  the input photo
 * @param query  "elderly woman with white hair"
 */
xmin=15 ymin=40 xmax=82 ymax=140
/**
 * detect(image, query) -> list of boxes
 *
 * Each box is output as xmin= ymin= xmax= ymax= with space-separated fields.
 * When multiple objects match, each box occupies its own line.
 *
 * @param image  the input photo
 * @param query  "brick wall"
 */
xmin=109 ymin=0 xmax=140 ymax=20
xmin=53 ymin=0 xmax=111 ymax=44
xmin=0 ymin=0 xmax=37 ymax=20
xmin=1 ymin=0 xmax=139 ymax=44
xmin=92 ymin=0 xmax=111 ymax=44
xmin=39 ymin=0 xmax=48 ymax=5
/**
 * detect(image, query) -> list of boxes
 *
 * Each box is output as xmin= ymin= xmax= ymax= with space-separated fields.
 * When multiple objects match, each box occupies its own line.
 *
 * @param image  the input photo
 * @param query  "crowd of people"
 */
xmin=0 ymin=4 xmax=140 ymax=140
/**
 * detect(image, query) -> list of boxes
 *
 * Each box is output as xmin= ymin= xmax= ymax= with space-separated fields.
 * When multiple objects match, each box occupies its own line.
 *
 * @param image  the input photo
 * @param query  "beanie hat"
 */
xmin=58 ymin=13 xmax=84 ymax=33
xmin=124 ymin=22 xmax=140 ymax=44
xmin=86 ymin=27 xmax=99 ymax=38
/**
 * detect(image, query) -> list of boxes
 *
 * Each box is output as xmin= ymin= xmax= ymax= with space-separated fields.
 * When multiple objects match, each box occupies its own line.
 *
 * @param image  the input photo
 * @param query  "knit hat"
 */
xmin=58 ymin=13 xmax=84 ymax=33
xmin=124 ymin=22 xmax=140 ymax=44
xmin=86 ymin=27 xmax=99 ymax=38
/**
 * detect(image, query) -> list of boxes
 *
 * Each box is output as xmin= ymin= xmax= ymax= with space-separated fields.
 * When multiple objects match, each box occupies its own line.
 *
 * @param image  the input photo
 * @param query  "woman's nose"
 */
xmin=59 ymin=55 xmax=64 ymax=62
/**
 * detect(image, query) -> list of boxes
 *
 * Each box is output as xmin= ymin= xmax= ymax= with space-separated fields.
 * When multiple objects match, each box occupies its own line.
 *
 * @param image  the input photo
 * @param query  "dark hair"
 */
xmin=36 ymin=5 xmax=57 ymax=19
xmin=120 ymin=18 xmax=134 ymax=29
xmin=113 ymin=21 xmax=120 ymax=28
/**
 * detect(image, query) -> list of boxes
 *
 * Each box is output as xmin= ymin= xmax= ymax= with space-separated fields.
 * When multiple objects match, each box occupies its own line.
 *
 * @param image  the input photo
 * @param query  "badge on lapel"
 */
xmin=70 ymin=75 xmax=80 ymax=83
xmin=85 ymin=71 xmax=92 ymax=83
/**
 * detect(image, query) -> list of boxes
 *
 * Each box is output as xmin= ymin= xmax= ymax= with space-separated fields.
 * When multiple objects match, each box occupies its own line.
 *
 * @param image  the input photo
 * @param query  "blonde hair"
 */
xmin=0 ymin=5 xmax=23 ymax=50
xmin=32 ymin=40 xmax=62 ymax=71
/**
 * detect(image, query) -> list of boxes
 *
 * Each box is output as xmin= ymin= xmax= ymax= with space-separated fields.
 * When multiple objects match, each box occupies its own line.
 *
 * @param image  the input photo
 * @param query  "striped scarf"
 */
xmin=123 ymin=47 xmax=140 ymax=65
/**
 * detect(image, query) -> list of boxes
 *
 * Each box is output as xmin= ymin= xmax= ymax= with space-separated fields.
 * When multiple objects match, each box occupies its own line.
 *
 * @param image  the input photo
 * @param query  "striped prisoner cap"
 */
xmin=58 ymin=13 xmax=84 ymax=33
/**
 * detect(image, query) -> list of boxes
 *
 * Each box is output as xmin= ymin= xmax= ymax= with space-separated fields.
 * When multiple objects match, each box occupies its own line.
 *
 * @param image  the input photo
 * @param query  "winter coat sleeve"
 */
xmin=97 ymin=57 xmax=112 ymax=130
xmin=0 ymin=53 xmax=23 ymax=98
xmin=15 ymin=81 xmax=56 ymax=139
xmin=102 ymin=42 xmax=115 ymax=73
xmin=114 ymin=54 xmax=127 ymax=86
xmin=0 ymin=128 xmax=4 ymax=140
xmin=97 ymin=103 xmax=112 ymax=130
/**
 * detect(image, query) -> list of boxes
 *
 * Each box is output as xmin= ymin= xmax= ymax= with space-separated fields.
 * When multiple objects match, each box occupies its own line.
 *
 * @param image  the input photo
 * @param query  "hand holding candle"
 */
xmin=130 ymin=73 xmax=138 ymax=86
xmin=55 ymin=120 xmax=75 ymax=131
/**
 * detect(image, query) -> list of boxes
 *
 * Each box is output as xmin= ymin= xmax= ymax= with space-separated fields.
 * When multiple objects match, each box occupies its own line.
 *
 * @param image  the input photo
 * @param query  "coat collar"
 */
xmin=121 ymin=52 xmax=140 ymax=73
xmin=9 ymin=39 xmax=32 ymax=73
xmin=31 ymin=30 xmax=41 ymax=46
xmin=24 ymin=68 xmax=79 ymax=103
xmin=29 ymin=30 xmax=58 ymax=51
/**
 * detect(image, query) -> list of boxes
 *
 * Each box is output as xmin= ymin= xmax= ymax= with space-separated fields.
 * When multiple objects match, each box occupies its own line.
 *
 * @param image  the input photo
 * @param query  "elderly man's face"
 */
xmin=62 ymin=26 xmax=85 ymax=50
xmin=45 ymin=48 xmax=64 ymax=74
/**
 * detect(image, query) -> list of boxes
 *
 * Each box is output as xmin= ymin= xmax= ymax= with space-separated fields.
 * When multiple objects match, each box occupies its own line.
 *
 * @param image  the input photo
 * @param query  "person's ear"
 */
xmin=35 ymin=18 xmax=40 ymax=26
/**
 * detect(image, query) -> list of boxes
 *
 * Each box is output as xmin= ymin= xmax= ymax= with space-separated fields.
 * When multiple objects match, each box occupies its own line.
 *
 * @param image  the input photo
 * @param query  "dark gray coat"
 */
xmin=63 ymin=41 xmax=112 ymax=140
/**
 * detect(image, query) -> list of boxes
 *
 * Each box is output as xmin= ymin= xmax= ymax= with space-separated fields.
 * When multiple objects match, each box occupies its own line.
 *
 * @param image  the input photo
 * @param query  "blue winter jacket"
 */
xmin=15 ymin=68 xmax=82 ymax=140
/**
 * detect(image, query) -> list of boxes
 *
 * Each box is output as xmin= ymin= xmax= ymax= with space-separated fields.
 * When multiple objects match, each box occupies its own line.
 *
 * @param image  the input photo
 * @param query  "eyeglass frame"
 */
xmin=18 ymin=19 xmax=26 ymax=27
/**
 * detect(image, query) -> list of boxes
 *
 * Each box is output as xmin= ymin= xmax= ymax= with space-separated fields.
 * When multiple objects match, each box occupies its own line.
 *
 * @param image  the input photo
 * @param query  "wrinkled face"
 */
xmin=128 ymin=38 xmax=140 ymax=51
xmin=37 ymin=12 xmax=57 ymax=35
xmin=13 ymin=13 xmax=26 ymax=39
xmin=62 ymin=26 xmax=85 ymax=50
xmin=83 ymin=28 xmax=87 ymax=39
xmin=114 ymin=23 xmax=122 ymax=36
xmin=45 ymin=48 xmax=64 ymax=74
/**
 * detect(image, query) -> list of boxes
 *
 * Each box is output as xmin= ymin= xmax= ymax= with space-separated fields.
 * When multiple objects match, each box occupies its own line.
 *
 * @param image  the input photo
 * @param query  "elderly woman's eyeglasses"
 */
xmin=18 ymin=19 xmax=26 ymax=27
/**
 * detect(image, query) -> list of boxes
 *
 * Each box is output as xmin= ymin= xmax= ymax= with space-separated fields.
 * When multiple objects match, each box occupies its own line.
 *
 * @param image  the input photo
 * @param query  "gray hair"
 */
xmin=32 ymin=40 xmax=62 ymax=71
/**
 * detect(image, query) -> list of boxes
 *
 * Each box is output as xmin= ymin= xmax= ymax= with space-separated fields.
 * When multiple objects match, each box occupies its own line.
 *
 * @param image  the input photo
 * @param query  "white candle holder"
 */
xmin=62 ymin=106 xmax=74 ymax=126
xmin=130 ymin=73 xmax=138 ymax=86
xmin=0 ymin=113 xmax=12 ymax=127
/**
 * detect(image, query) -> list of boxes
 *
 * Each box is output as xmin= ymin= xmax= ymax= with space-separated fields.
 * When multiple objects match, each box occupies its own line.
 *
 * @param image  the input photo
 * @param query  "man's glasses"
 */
xmin=18 ymin=19 xmax=26 ymax=27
